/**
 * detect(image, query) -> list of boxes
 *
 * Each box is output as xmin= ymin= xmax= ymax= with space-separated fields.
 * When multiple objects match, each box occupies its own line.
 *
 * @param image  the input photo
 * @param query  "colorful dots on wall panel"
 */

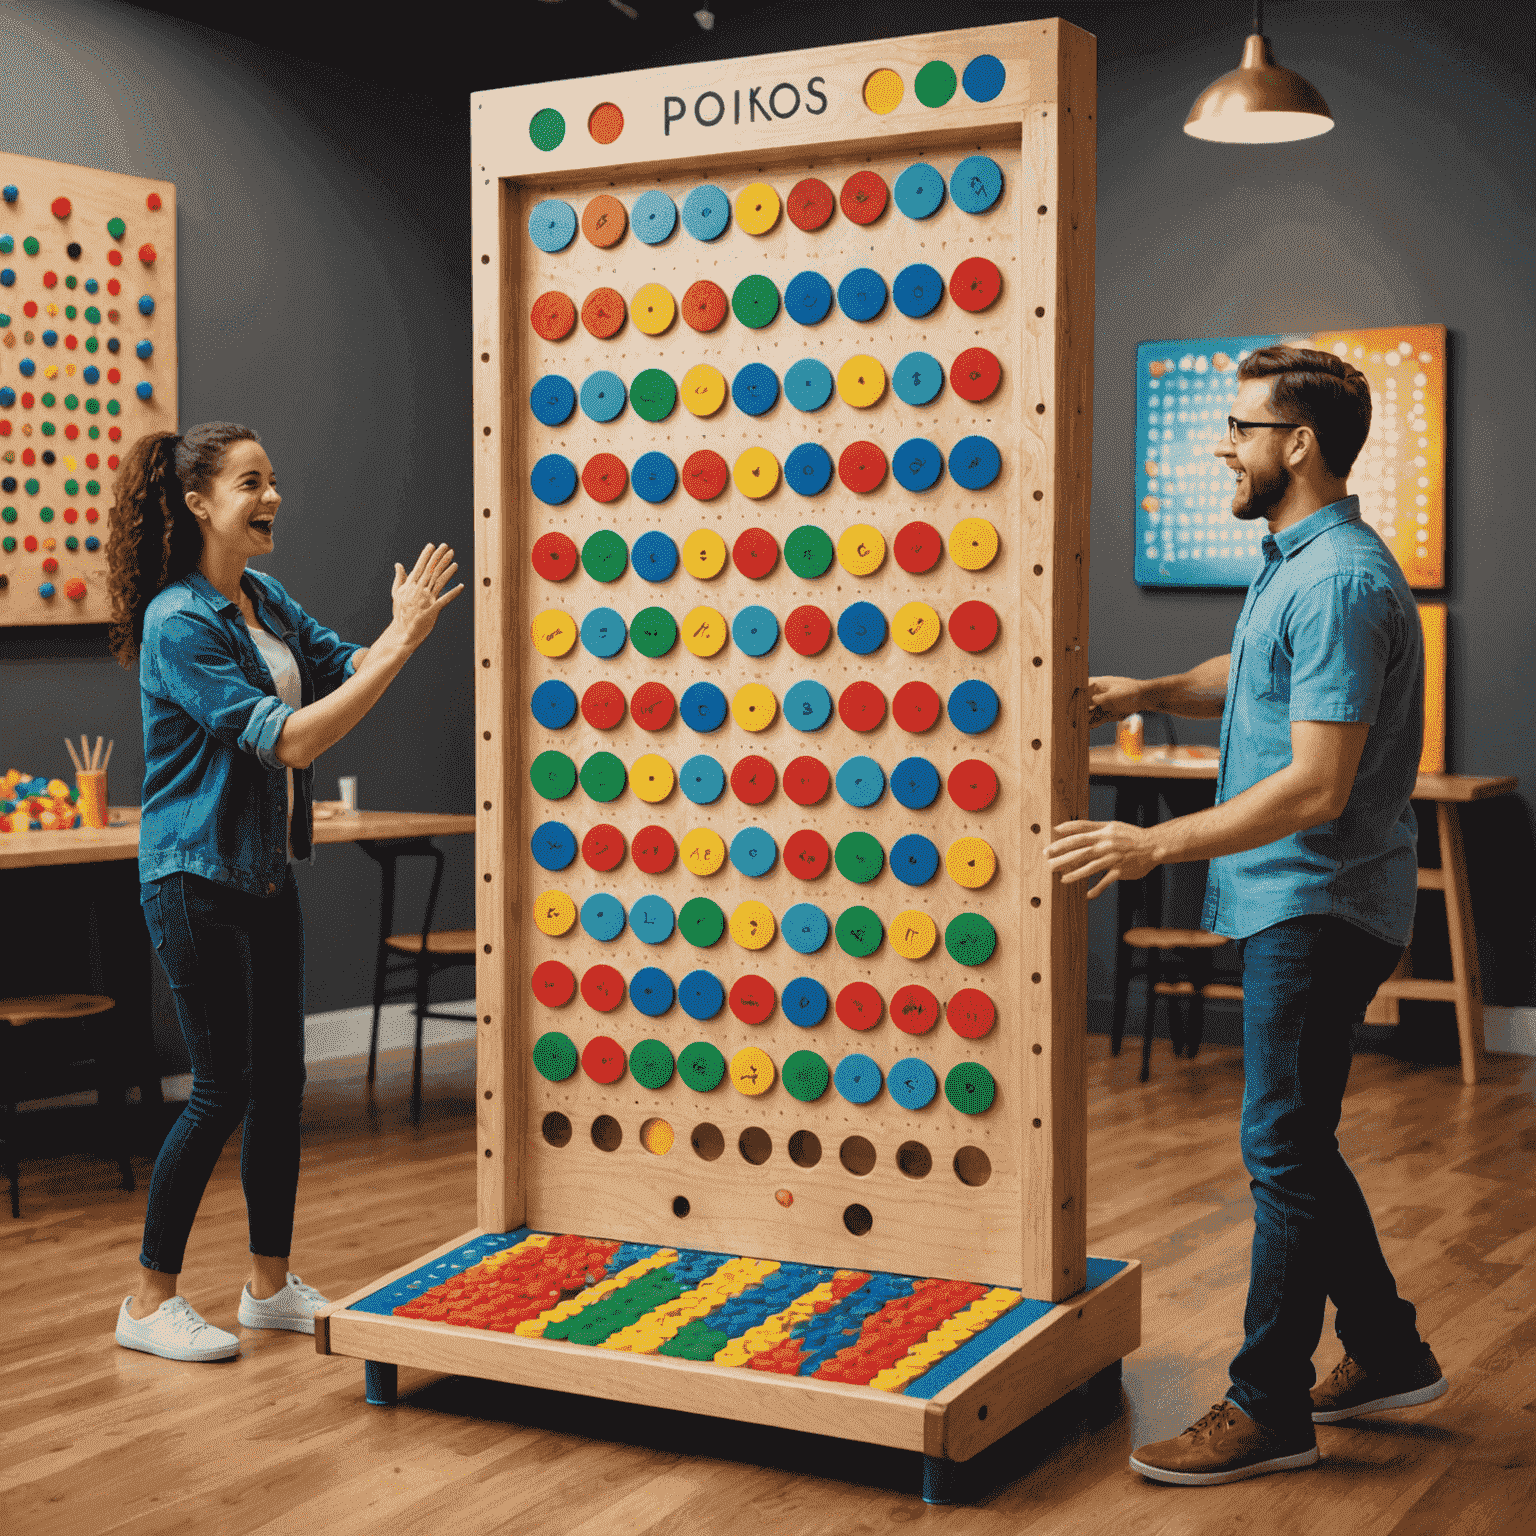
xmin=914 ymin=59 xmax=958 ymax=107
xmin=529 ymin=108 xmax=566 ymax=151
xmin=681 ymin=184 xmax=730 ymax=241
xmin=528 ymin=199 xmax=576 ymax=253
xmin=582 ymin=194 xmax=626 ymax=248
xmin=962 ymin=53 xmax=1006 ymax=102
xmin=951 ymin=155 xmax=1004 ymax=215
xmin=840 ymin=171 xmax=888 ymax=225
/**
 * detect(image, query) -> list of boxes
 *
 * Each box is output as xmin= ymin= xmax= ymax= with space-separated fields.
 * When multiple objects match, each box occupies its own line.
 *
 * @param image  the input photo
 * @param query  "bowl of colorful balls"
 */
xmin=0 ymin=771 xmax=84 ymax=833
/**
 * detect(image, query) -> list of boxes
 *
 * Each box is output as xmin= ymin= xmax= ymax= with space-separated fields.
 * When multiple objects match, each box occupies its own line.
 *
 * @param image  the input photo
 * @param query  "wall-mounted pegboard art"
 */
xmin=0 ymin=152 xmax=176 ymax=625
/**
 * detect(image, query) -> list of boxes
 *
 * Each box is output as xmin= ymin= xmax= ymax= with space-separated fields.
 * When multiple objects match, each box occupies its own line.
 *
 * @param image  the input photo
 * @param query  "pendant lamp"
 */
xmin=1184 ymin=0 xmax=1333 ymax=143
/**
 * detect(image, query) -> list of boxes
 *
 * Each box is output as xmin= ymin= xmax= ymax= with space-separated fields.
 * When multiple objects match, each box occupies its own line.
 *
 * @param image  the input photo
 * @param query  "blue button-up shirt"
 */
xmin=138 ymin=568 xmax=361 ymax=897
xmin=1201 ymin=496 xmax=1423 ymax=947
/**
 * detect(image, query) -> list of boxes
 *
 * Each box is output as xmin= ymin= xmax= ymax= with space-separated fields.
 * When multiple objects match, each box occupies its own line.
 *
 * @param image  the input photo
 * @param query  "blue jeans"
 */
xmin=1226 ymin=915 xmax=1423 ymax=1436
xmin=137 ymin=869 xmax=306 ymax=1273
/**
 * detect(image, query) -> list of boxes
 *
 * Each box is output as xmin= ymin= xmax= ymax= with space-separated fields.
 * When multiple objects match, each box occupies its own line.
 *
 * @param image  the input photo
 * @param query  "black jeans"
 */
xmin=137 ymin=869 xmax=306 ymax=1273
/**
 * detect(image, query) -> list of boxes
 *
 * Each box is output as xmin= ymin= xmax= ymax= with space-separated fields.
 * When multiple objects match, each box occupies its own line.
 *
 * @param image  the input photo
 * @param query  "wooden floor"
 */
xmin=3 ymin=1032 xmax=1533 ymax=1535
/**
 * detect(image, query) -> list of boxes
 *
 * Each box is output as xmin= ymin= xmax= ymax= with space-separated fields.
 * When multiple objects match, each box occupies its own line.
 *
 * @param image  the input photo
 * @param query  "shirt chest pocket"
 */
xmin=1244 ymin=627 xmax=1291 ymax=704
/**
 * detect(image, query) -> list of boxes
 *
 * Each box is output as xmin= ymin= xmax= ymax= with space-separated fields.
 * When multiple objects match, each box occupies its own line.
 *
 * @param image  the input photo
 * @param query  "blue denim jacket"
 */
xmin=138 ymin=568 xmax=360 ymax=897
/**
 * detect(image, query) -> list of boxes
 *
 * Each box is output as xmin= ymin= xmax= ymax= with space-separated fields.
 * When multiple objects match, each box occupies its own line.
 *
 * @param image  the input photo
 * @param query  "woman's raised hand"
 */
xmin=391 ymin=542 xmax=463 ymax=648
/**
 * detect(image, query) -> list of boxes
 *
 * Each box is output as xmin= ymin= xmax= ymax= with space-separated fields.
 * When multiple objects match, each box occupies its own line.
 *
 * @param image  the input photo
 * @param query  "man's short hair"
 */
xmin=1237 ymin=345 xmax=1373 ymax=478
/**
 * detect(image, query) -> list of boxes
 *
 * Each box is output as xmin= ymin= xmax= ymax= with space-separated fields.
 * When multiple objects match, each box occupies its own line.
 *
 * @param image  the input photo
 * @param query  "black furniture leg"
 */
xmin=366 ymin=849 xmax=399 ymax=1090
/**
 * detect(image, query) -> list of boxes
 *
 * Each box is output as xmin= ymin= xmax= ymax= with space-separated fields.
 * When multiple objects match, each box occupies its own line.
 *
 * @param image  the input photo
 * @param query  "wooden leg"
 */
xmin=1437 ymin=803 xmax=1486 ymax=1085
xmin=922 ymin=1454 xmax=958 ymax=1504
xmin=364 ymin=1360 xmax=398 ymax=1405
xmin=1363 ymin=945 xmax=1408 ymax=1025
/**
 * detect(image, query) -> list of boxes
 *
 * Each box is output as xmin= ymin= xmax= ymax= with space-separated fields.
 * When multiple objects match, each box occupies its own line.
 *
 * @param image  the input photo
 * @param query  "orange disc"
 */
xmin=582 ymin=194 xmax=627 ymax=248
xmin=588 ymin=103 xmax=624 ymax=144
xmin=581 ymin=286 xmax=626 ymax=338
xmin=681 ymin=279 xmax=729 ymax=332
xmin=530 ymin=291 xmax=576 ymax=341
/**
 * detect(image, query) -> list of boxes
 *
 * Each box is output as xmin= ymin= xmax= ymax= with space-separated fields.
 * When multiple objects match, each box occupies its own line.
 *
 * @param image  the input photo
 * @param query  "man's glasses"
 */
xmin=1228 ymin=416 xmax=1301 ymax=444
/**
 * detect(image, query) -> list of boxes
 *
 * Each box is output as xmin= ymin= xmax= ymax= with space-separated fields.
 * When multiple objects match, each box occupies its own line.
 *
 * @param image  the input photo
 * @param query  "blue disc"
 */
xmin=632 ymin=529 xmax=679 ymax=581
xmin=837 ymin=267 xmax=887 ymax=323
xmin=948 ymin=679 xmax=1000 ymax=733
xmin=678 ymin=969 xmax=725 ymax=1020
xmin=962 ymin=53 xmax=1006 ymax=103
xmin=530 ymin=454 xmax=577 ymax=506
xmin=784 ymin=441 xmax=833 ymax=495
xmin=531 ymin=678 xmax=578 ymax=729
xmin=630 ymin=965 xmax=675 ymax=1016
xmin=784 ymin=358 xmax=835 ymax=413
xmin=732 ymin=362 xmax=779 ymax=416
xmin=892 ymin=351 xmax=945 ymax=406
xmin=681 ymin=184 xmax=730 ymax=241
xmin=529 ymin=374 xmax=575 ymax=426
xmin=949 ymin=435 xmax=1001 ymax=490
xmin=631 ymin=189 xmax=678 ymax=245
xmin=890 ymin=833 xmax=940 ymax=885
xmin=951 ymin=154 xmax=1004 ymax=214
xmin=730 ymin=827 xmax=778 ymax=877
xmin=631 ymin=452 xmax=677 ymax=504
xmin=782 ymin=904 xmax=830 ymax=955
xmin=732 ymin=605 xmax=779 ymax=657
xmin=680 ymin=682 xmax=728 ymax=732
xmin=834 ymin=1053 xmax=883 ymax=1105
xmin=679 ymin=754 xmax=726 ymax=804
xmin=893 ymin=162 xmax=946 ymax=220
xmin=891 ymin=263 xmax=944 ymax=319
xmin=580 ymin=892 xmax=626 ymax=942
xmin=836 ymin=755 xmax=886 ymax=808
xmin=892 ymin=438 xmax=943 ymax=493
xmin=785 ymin=679 xmax=832 ymax=731
xmin=887 ymin=1057 xmax=938 ymax=1110
xmin=782 ymin=976 xmax=829 ymax=1027
xmin=784 ymin=270 xmax=833 ymax=326
xmin=579 ymin=370 xmax=626 ymax=423
xmin=891 ymin=757 xmax=941 ymax=810
xmin=581 ymin=607 xmax=627 ymax=658
xmin=837 ymin=601 xmax=886 ymax=656
xmin=529 ymin=820 xmax=577 ymax=871
xmin=630 ymin=893 xmax=676 ymax=944
xmin=528 ymin=199 xmax=576 ymax=252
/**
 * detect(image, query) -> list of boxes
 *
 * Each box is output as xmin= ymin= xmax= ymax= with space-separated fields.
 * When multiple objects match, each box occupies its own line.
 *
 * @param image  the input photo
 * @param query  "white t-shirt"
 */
xmin=247 ymin=621 xmax=301 ymax=862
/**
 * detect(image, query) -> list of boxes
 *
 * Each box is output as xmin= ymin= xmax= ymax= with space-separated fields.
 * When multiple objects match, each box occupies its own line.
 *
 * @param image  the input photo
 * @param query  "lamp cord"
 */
xmin=1254 ymin=0 xmax=1264 ymax=35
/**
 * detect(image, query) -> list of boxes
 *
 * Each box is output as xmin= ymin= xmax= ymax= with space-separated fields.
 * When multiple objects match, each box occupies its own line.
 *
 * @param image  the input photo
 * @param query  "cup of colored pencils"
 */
xmin=67 ymin=734 xmax=112 ymax=828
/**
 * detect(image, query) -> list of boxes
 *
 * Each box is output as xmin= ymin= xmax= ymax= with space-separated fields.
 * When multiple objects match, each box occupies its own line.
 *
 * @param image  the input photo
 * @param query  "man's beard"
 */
xmin=1232 ymin=460 xmax=1290 ymax=521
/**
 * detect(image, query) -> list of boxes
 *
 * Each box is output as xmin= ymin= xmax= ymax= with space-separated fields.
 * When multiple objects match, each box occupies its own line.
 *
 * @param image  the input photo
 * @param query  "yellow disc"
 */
xmin=837 ymin=354 xmax=886 ymax=408
xmin=731 ymin=683 xmax=777 ymax=731
xmin=680 ymin=827 xmax=727 ymax=876
xmin=837 ymin=524 xmax=886 ymax=576
xmin=863 ymin=68 xmax=904 ymax=115
xmin=534 ymin=889 xmax=576 ymax=936
xmin=733 ymin=446 xmax=780 ymax=499
xmin=949 ymin=517 xmax=1000 ymax=571
xmin=682 ymin=529 xmax=728 ymax=579
xmin=730 ymin=900 xmax=775 ymax=951
xmin=729 ymin=1045 xmax=776 ymax=1095
xmin=682 ymin=363 xmax=727 ymax=417
xmin=734 ymin=182 xmax=781 ymax=235
xmin=640 ymin=1118 xmax=675 ymax=1155
xmin=682 ymin=604 xmax=728 ymax=657
xmin=531 ymin=609 xmax=577 ymax=657
xmin=892 ymin=601 xmax=941 ymax=653
xmin=890 ymin=909 xmax=938 ymax=959
xmin=630 ymin=282 xmax=676 ymax=335
xmin=631 ymin=753 xmax=676 ymax=804
xmin=946 ymin=837 xmax=997 ymax=889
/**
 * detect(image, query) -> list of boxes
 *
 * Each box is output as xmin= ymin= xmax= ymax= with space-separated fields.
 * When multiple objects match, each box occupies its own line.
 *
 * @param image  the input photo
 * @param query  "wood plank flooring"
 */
xmin=3 ymin=1034 xmax=1533 ymax=1535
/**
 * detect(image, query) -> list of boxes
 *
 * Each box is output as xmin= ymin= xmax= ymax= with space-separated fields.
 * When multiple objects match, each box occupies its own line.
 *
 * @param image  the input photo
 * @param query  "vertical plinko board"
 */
xmin=472 ymin=21 xmax=1094 ymax=1298
xmin=0 ymin=152 xmax=177 ymax=625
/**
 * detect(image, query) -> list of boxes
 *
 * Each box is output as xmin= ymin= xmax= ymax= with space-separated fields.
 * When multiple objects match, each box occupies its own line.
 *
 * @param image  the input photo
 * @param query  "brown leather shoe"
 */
xmin=1311 ymin=1348 xmax=1447 ymax=1422
xmin=1130 ymin=1400 xmax=1318 ymax=1486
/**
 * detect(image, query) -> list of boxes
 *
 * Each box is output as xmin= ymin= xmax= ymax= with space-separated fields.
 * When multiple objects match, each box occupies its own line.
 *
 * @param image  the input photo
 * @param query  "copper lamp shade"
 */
xmin=1185 ymin=31 xmax=1334 ymax=143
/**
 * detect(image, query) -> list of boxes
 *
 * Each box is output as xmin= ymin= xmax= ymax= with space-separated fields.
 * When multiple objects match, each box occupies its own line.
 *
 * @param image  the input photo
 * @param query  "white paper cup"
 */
xmin=338 ymin=776 xmax=358 ymax=812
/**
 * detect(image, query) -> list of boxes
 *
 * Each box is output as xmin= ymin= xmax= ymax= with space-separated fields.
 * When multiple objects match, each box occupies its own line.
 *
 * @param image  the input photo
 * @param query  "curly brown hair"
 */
xmin=106 ymin=423 xmax=259 ymax=668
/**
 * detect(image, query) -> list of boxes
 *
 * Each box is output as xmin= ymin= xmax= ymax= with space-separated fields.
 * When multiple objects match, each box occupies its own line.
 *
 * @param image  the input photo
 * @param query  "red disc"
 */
xmin=681 ymin=279 xmax=729 ymax=332
xmin=581 ymin=969 xmax=626 ymax=1015
xmin=581 ymin=822 xmax=626 ymax=872
xmin=582 ymin=453 xmax=627 ymax=503
xmin=948 ymin=758 xmax=1000 ymax=811
xmin=785 ymin=605 xmax=832 ymax=656
xmin=786 ymin=177 xmax=835 ymax=231
xmin=580 ymin=286 xmax=626 ymax=339
xmin=51 ymin=196 xmax=71 ymax=219
xmin=950 ymin=601 xmax=999 ymax=653
xmin=949 ymin=257 xmax=1002 ymax=313
xmin=632 ymin=824 xmax=677 ymax=874
xmin=630 ymin=681 xmax=675 ymax=731
xmin=838 ymin=681 xmax=886 ymax=732
xmin=893 ymin=520 xmax=943 ymax=574
xmin=840 ymin=170 xmax=888 ymax=225
xmin=531 ymin=530 xmax=579 ymax=581
xmin=732 ymin=527 xmax=779 ymax=579
xmin=729 ymin=973 xmax=777 ymax=1025
xmin=784 ymin=756 xmax=832 ymax=806
xmin=838 ymin=440 xmax=886 ymax=493
xmin=580 ymin=1031 xmax=628 ymax=1079
xmin=836 ymin=981 xmax=883 ymax=1032
xmin=891 ymin=983 xmax=941 ymax=1036
xmin=784 ymin=828 xmax=831 ymax=880
xmin=530 ymin=291 xmax=576 ymax=340
xmin=531 ymin=959 xmax=576 ymax=1008
xmin=891 ymin=680 xmax=943 ymax=733
xmin=729 ymin=754 xmax=776 ymax=805
xmin=950 ymin=347 xmax=1002 ymax=403
xmin=681 ymin=449 xmax=729 ymax=501
xmin=581 ymin=681 xmax=627 ymax=730
xmin=946 ymin=987 xmax=996 ymax=1040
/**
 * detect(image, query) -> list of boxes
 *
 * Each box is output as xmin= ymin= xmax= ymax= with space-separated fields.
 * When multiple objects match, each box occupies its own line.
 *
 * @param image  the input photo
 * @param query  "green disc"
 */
xmin=632 ymin=606 xmax=678 ymax=658
xmin=106 ymin=216 xmax=126 ymax=239
xmin=835 ymin=905 xmax=883 ymax=958
xmin=529 ymin=108 xmax=566 ymax=151
xmin=944 ymin=912 xmax=997 ymax=966
xmin=678 ymin=1040 xmax=726 ymax=1091
xmin=679 ymin=897 xmax=725 ymax=947
xmin=630 ymin=1038 xmax=675 ymax=1090
xmin=532 ymin=1031 xmax=578 ymax=1083
xmin=530 ymin=750 xmax=577 ymax=799
xmin=944 ymin=1062 xmax=996 ymax=1115
xmin=631 ymin=368 xmax=677 ymax=422
xmin=581 ymin=529 xmax=628 ymax=582
xmin=914 ymin=59 xmax=958 ymax=108
xmin=731 ymin=274 xmax=780 ymax=329
xmin=580 ymin=750 xmax=627 ymax=803
xmin=785 ymin=524 xmax=834 ymax=578
xmin=834 ymin=832 xmax=884 ymax=884
xmin=782 ymin=1049 xmax=830 ymax=1103
xmin=23 ymin=236 xmax=39 ymax=255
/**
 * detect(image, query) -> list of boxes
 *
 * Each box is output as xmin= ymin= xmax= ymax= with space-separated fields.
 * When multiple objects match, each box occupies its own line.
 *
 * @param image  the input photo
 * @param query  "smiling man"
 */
xmin=1046 ymin=345 xmax=1447 ymax=1485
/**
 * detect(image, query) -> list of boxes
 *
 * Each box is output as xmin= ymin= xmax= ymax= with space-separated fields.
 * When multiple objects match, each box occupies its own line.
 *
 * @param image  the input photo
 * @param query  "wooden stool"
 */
xmin=0 ymin=993 xmax=134 ymax=1217
xmin=1115 ymin=929 xmax=1233 ymax=1082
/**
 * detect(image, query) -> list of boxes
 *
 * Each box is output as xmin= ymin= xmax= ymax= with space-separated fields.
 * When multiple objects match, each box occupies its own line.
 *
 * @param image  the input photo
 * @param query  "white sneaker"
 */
xmin=116 ymin=1294 xmax=241 ymax=1362
xmin=237 ymin=1272 xmax=330 ymax=1335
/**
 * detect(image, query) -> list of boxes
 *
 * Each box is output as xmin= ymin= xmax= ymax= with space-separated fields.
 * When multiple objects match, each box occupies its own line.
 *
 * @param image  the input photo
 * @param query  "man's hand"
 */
xmin=1088 ymin=676 xmax=1146 ymax=727
xmin=1045 ymin=819 xmax=1160 ymax=899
